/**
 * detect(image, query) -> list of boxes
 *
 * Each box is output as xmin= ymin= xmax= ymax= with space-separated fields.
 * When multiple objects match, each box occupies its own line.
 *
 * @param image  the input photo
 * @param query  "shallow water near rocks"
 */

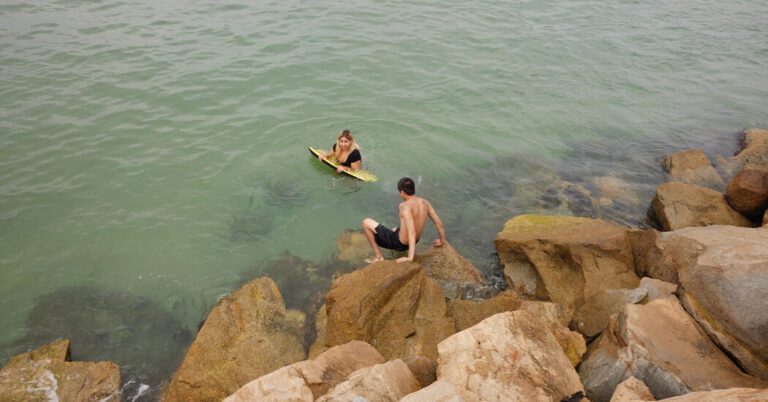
xmin=1 ymin=0 xmax=767 ymax=400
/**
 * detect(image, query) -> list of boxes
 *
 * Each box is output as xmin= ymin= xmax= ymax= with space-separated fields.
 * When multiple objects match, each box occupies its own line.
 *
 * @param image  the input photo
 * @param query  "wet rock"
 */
xmin=578 ymin=298 xmax=766 ymax=402
xmin=725 ymin=169 xmax=768 ymax=220
xmin=263 ymin=180 xmax=308 ymax=207
xmin=310 ymin=261 xmax=454 ymax=362
xmin=405 ymin=311 xmax=584 ymax=402
xmin=662 ymin=149 xmax=724 ymax=189
xmin=228 ymin=208 xmax=273 ymax=242
xmin=0 ymin=339 xmax=120 ymax=402
xmin=610 ymin=376 xmax=654 ymax=402
xmin=414 ymin=242 xmax=485 ymax=287
xmin=572 ymin=287 xmax=647 ymax=338
xmin=224 ymin=340 xmax=385 ymax=402
xmin=650 ymin=182 xmax=752 ymax=230
xmin=447 ymin=290 xmax=519 ymax=332
xmin=735 ymin=127 xmax=768 ymax=170
xmin=10 ymin=286 xmax=189 ymax=401
xmin=405 ymin=355 xmax=437 ymax=388
xmin=495 ymin=215 xmax=640 ymax=319
xmin=653 ymin=387 xmax=768 ymax=401
xmin=162 ymin=277 xmax=306 ymax=402
xmin=316 ymin=359 xmax=421 ymax=402
xmin=332 ymin=230 xmax=370 ymax=265
xmin=667 ymin=225 xmax=768 ymax=381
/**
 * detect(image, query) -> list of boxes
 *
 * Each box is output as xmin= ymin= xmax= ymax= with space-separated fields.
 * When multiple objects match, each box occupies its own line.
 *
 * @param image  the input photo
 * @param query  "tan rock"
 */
xmin=655 ymin=387 xmax=768 ymax=401
xmin=311 ymin=261 xmax=454 ymax=361
xmin=316 ymin=359 xmax=421 ymax=402
xmin=225 ymin=341 xmax=386 ymax=402
xmin=162 ymin=277 xmax=306 ymax=402
xmin=572 ymin=287 xmax=647 ymax=338
xmin=764 ymin=209 xmax=768 ymax=226
xmin=518 ymin=300 xmax=587 ymax=367
xmin=662 ymin=149 xmax=724 ymax=188
xmin=431 ymin=311 xmax=584 ymax=401
xmin=333 ymin=230 xmax=371 ymax=264
xmin=610 ymin=376 xmax=655 ymax=402
xmin=495 ymin=215 xmax=640 ymax=318
xmin=0 ymin=339 xmax=120 ymax=402
xmin=668 ymin=225 xmax=768 ymax=381
xmin=414 ymin=242 xmax=485 ymax=286
xmin=735 ymin=127 xmax=768 ymax=171
xmin=399 ymin=380 xmax=478 ymax=401
xmin=578 ymin=298 xmax=766 ymax=402
xmin=447 ymin=290 xmax=519 ymax=332
xmin=637 ymin=277 xmax=677 ymax=302
xmin=308 ymin=302 xmax=329 ymax=358
xmin=405 ymin=355 xmax=437 ymax=388
xmin=651 ymin=182 xmax=753 ymax=231
xmin=725 ymin=169 xmax=768 ymax=220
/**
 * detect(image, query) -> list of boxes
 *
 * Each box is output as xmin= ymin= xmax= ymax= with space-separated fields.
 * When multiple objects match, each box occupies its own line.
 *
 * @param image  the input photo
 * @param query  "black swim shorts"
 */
xmin=374 ymin=224 xmax=409 ymax=252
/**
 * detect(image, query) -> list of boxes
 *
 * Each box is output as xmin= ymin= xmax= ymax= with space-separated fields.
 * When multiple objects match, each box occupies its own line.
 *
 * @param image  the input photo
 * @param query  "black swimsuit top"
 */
xmin=332 ymin=143 xmax=362 ymax=167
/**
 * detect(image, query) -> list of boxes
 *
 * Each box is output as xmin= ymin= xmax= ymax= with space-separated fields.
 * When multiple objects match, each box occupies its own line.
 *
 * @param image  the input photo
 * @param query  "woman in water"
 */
xmin=317 ymin=129 xmax=362 ymax=173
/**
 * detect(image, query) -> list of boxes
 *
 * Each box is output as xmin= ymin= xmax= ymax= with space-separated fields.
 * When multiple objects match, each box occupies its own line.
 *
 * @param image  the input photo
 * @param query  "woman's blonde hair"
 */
xmin=334 ymin=129 xmax=359 ymax=160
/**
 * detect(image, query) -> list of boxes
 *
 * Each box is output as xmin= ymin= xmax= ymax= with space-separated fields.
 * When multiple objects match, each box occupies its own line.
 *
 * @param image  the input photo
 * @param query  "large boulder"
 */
xmin=162 ymin=277 xmax=306 ymax=402
xmin=650 ymin=182 xmax=752 ymax=230
xmin=495 ymin=215 xmax=640 ymax=319
xmin=0 ymin=339 xmax=120 ymax=402
xmin=400 ymin=380 xmax=477 ymax=402
xmin=310 ymin=261 xmax=454 ymax=361
xmin=735 ymin=127 xmax=768 ymax=170
xmin=402 ymin=311 xmax=584 ymax=402
xmin=725 ymin=169 xmax=768 ymax=220
xmin=662 ymin=149 xmax=724 ymax=188
xmin=224 ymin=341 xmax=385 ymax=402
xmin=578 ymin=297 xmax=766 ymax=402
xmin=517 ymin=300 xmax=587 ymax=367
xmin=666 ymin=225 xmax=768 ymax=381
xmin=414 ymin=243 xmax=485 ymax=286
xmin=316 ymin=359 xmax=421 ymax=402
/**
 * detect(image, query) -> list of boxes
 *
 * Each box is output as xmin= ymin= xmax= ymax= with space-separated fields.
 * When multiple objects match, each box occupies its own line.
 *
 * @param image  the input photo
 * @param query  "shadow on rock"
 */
xmin=5 ymin=286 xmax=191 ymax=402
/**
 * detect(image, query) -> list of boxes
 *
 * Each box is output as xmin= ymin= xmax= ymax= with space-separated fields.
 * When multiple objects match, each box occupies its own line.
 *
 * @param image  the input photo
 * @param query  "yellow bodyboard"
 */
xmin=309 ymin=146 xmax=378 ymax=182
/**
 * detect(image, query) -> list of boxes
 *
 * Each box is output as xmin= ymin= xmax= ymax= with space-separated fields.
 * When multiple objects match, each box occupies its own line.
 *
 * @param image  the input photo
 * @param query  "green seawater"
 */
xmin=1 ymin=0 xmax=767 ymax=398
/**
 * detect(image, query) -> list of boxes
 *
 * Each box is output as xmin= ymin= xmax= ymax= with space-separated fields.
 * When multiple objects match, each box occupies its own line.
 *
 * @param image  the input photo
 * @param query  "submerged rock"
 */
xmin=332 ymin=230 xmax=371 ymax=265
xmin=310 ymin=261 xmax=454 ymax=362
xmin=162 ymin=277 xmax=306 ymax=402
xmin=263 ymin=180 xmax=308 ymax=208
xmin=578 ymin=297 xmax=766 ymax=402
xmin=495 ymin=215 xmax=640 ymax=319
xmin=662 ymin=149 xmax=724 ymax=189
xmin=0 ymin=339 xmax=120 ymax=402
xmin=224 ymin=340 xmax=385 ymax=402
xmin=228 ymin=208 xmax=273 ymax=242
xmin=9 ymin=286 xmax=190 ymax=401
xmin=650 ymin=182 xmax=752 ymax=230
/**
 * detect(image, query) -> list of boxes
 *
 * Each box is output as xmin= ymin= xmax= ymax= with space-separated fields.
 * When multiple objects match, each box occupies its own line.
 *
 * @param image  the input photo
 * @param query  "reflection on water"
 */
xmin=3 ymin=286 xmax=191 ymax=402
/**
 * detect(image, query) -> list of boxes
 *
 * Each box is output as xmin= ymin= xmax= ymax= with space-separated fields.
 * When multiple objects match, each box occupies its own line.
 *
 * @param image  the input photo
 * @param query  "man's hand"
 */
xmin=396 ymin=256 xmax=412 ymax=263
xmin=433 ymin=239 xmax=443 ymax=247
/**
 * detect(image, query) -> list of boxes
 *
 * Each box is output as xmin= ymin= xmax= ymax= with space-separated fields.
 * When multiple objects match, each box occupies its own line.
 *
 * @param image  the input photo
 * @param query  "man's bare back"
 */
xmin=362 ymin=177 xmax=446 ymax=263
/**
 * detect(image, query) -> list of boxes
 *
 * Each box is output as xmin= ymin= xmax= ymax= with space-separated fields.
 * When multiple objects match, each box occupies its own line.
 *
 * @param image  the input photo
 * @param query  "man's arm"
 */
xmin=428 ymin=202 xmax=446 ymax=247
xmin=397 ymin=204 xmax=417 ymax=262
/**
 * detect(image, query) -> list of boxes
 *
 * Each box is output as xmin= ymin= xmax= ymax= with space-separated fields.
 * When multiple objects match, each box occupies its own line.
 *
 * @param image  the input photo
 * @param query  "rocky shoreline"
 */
xmin=2 ymin=128 xmax=767 ymax=401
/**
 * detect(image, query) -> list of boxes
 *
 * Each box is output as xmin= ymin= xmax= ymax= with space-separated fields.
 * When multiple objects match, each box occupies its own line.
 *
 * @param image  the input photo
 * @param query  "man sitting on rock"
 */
xmin=362 ymin=177 xmax=446 ymax=263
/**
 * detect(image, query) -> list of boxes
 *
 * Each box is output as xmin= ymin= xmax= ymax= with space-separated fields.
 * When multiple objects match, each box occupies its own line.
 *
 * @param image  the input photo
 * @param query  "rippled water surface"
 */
xmin=1 ymin=0 xmax=767 ymax=398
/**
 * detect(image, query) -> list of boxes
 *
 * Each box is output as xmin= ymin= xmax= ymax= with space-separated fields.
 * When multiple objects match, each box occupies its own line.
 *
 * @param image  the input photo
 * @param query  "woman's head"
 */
xmin=335 ymin=129 xmax=359 ymax=153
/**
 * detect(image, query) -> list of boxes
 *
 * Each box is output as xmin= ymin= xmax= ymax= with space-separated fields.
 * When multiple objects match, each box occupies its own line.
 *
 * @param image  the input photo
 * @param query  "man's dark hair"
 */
xmin=397 ymin=177 xmax=415 ymax=195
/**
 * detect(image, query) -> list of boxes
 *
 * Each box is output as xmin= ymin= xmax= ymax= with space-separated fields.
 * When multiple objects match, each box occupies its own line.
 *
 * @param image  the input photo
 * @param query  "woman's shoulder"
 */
xmin=350 ymin=148 xmax=362 ymax=159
